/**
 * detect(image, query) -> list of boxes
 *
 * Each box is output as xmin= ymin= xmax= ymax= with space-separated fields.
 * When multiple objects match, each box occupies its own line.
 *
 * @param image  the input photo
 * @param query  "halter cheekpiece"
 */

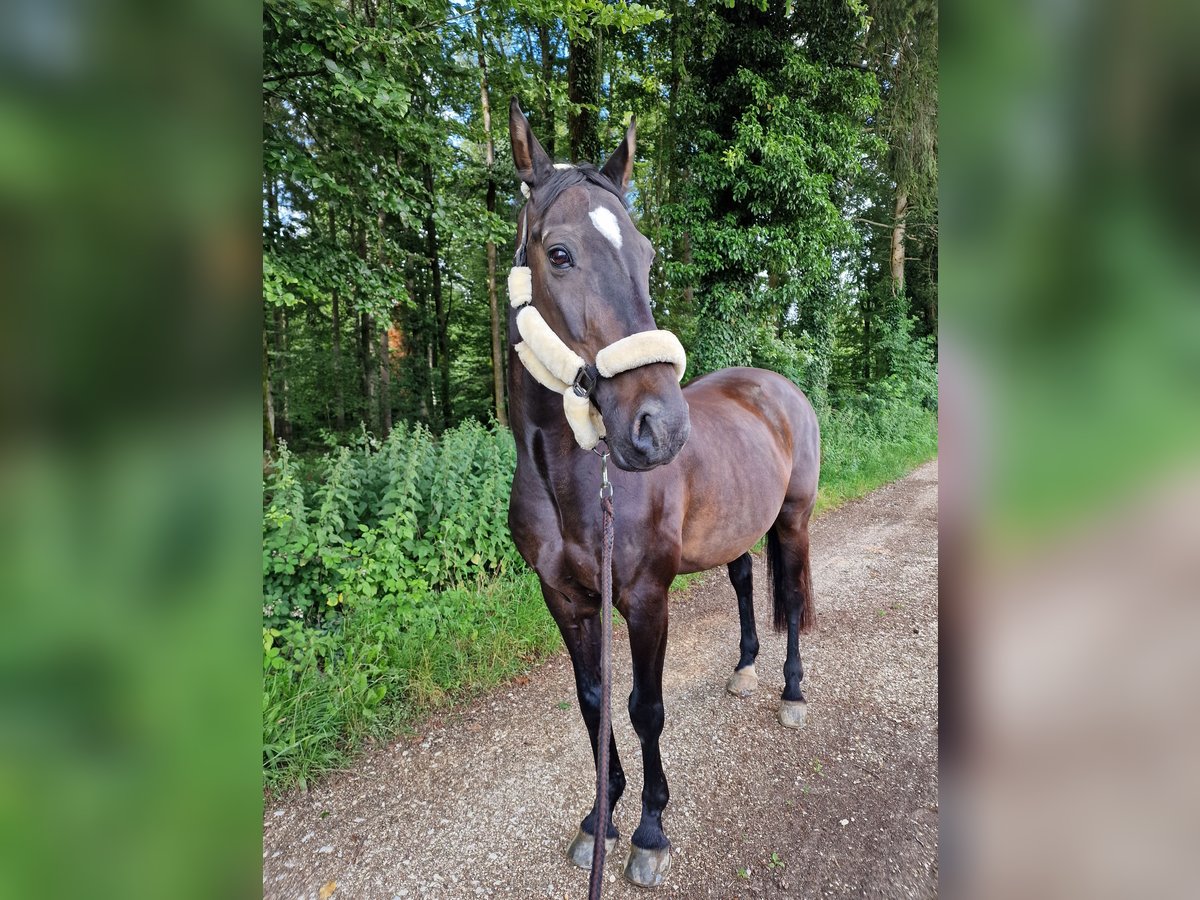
xmin=509 ymin=193 xmax=687 ymax=451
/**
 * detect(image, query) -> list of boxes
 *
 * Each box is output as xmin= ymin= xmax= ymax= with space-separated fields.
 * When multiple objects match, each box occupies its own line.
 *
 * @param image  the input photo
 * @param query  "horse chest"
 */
xmin=511 ymin=474 xmax=672 ymax=601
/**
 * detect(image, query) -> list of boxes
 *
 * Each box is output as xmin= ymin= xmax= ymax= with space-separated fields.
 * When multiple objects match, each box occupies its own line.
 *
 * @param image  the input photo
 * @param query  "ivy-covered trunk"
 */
xmin=331 ymin=287 xmax=345 ymax=431
xmin=567 ymin=26 xmax=602 ymax=163
xmin=669 ymin=0 xmax=876 ymax=380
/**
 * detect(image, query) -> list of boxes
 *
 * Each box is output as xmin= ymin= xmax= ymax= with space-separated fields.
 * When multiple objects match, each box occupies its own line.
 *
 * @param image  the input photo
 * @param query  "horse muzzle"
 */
xmin=608 ymin=394 xmax=691 ymax=471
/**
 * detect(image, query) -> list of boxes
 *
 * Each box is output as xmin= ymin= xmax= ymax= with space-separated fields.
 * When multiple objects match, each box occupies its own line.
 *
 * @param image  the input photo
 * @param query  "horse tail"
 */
xmin=796 ymin=534 xmax=815 ymax=633
xmin=768 ymin=526 xmax=815 ymax=634
xmin=767 ymin=528 xmax=788 ymax=633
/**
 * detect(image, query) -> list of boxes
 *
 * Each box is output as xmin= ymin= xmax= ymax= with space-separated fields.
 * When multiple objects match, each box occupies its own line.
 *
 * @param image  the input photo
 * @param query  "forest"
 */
xmin=263 ymin=0 xmax=938 ymax=785
xmin=264 ymin=0 xmax=936 ymax=442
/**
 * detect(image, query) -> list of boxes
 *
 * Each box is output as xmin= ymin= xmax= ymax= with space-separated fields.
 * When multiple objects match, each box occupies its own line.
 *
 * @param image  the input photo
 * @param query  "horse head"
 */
xmin=509 ymin=99 xmax=690 ymax=472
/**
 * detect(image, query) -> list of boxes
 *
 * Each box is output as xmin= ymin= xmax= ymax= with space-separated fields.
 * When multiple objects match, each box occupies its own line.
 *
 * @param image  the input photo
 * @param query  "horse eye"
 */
xmin=547 ymin=245 xmax=573 ymax=269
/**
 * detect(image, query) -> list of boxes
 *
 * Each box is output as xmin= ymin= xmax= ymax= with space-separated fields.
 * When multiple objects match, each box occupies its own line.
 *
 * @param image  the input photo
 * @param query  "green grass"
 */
xmin=814 ymin=400 xmax=938 ymax=515
xmin=669 ymin=570 xmax=707 ymax=592
xmin=263 ymin=400 xmax=937 ymax=793
xmin=263 ymin=571 xmax=561 ymax=791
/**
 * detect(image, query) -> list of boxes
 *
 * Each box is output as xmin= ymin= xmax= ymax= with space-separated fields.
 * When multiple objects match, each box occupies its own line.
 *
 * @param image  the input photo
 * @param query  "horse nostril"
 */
xmin=632 ymin=402 xmax=666 ymax=453
xmin=636 ymin=412 xmax=654 ymax=448
xmin=622 ymin=397 xmax=689 ymax=468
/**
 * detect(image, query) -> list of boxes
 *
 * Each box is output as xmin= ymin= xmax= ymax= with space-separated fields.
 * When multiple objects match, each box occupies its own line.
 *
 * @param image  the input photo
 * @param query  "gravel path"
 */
xmin=264 ymin=460 xmax=938 ymax=900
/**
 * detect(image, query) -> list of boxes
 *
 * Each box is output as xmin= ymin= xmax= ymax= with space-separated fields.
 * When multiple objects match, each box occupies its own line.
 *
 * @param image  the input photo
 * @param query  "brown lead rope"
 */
xmin=588 ymin=451 xmax=615 ymax=900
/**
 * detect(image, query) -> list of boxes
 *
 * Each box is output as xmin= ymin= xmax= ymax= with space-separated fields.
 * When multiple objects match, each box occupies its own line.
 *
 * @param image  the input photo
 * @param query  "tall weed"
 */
xmin=262 ymin=421 xmax=540 ymax=787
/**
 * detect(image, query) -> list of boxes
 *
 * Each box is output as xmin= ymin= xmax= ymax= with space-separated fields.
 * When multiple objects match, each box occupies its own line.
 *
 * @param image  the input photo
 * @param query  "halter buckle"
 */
xmin=598 ymin=451 xmax=612 ymax=500
xmin=571 ymin=364 xmax=599 ymax=399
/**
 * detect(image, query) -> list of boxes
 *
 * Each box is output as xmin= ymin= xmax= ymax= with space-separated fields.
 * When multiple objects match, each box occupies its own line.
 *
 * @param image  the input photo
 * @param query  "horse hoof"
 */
xmin=623 ymin=842 xmax=672 ymax=888
xmin=725 ymin=664 xmax=758 ymax=697
xmin=566 ymin=827 xmax=617 ymax=871
xmin=779 ymin=699 xmax=808 ymax=729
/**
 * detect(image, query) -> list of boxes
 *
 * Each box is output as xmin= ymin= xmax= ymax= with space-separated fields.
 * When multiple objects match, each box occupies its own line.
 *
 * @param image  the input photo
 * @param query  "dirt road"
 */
xmin=264 ymin=460 xmax=938 ymax=899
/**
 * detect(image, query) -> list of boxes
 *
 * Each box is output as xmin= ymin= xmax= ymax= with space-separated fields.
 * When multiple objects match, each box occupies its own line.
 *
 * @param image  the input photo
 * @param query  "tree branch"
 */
xmin=854 ymin=217 xmax=937 ymax=232
xmin=264 ymin=67 xmax=328 ymax=88
xmin=832 ymin=60 xmax=878 ymax=75
xmin=419 ymin=3 xmax=485 ymax=31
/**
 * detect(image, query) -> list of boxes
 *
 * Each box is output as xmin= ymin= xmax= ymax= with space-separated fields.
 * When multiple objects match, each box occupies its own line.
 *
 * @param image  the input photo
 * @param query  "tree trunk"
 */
xmin=924 ymin=239 xmax=938 ymax=334
xmin=798 ymin=284 xmax=833 ymax=406
xmin=427 ymin=342 xmax=437 ymax=419
xmin=567 ymin=27 xmax=602 ymax=163
xmin=423 ymin=162 xmax=451 ymax=428
xmin=478 ymin=20 xmax=508 ymax=427
xmin=378 ymin=325 xmax=392 ymax=438
xmin=373 ymin=208 xmax=393 ymax=438
xmin=263 ymin=327 xmax=275 ymax=452
xmin=862 ymin=291 xmax=872 ymax=385
xmin=889 ymin=187 xmax=908 ymax=300
xmin=273 ymin=306 xmax=290 ymax=442
xmin=400 ymin=271 xmax=428 ymax=422
xmin=266 ymin=177 xmax=289 ymax=443
xmin=331 ymin=289 xmax=345 ymax=430
xmin=681 ymin=230 xmax=694 ymax=307
xmin=329 ymin=210 xmax=346 ymax=431
xmin=360 ymin=310 xmax=376 ymax=432
xmin=537 ymin=24 xmax=556 ymax=158
xmin=352 ymin=223 xmax=378 ymax=433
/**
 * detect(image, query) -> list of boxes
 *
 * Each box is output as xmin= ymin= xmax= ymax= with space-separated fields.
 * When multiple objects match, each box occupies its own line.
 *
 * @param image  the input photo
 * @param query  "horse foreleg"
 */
xmin=622 ymin=592 xmax=673 ymax=888
xmin=542 ymin=584 xmax=626 ymax=869
xmin=725 ymin=552 xmax=760 ymax=697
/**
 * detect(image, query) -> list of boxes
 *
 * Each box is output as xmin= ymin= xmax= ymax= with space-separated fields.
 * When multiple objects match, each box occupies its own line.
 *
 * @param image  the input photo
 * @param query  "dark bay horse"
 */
xmin=505 ymin=100 xmax=820 ymax=888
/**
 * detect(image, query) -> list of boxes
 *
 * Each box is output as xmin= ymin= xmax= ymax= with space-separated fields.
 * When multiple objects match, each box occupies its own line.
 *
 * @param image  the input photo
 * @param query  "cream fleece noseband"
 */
xmin=509 ymin=196 xmax=686 ymax=451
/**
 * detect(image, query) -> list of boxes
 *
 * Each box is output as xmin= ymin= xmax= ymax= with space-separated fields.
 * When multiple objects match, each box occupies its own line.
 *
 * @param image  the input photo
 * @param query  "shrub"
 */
xmin=262 ymin=420 xmax=548 ymax=786
xmin=263 ymin=421 xmax=523 ymax=628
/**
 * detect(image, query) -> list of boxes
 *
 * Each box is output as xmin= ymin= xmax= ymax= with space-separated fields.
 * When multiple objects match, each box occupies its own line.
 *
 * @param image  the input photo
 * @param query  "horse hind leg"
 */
xmin=725 ymin=552 xmax=760 ymax=697
xmin=767 ymin=509 xmax=814 ymax=729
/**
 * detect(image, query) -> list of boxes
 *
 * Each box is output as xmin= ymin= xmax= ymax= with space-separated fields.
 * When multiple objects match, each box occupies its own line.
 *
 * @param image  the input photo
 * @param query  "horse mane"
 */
xmin=529 ymin=163 xmax=627 ymax=216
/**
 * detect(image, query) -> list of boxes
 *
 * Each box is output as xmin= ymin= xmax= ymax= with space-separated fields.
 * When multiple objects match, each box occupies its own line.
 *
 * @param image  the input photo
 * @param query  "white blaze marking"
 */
xmin=588 ymin=206 xmax=623 ymax=250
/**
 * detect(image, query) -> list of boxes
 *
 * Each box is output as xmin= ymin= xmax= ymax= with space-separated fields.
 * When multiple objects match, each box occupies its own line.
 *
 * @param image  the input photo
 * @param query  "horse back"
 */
xmin=672 ymin=368 xmax=820 ymax=572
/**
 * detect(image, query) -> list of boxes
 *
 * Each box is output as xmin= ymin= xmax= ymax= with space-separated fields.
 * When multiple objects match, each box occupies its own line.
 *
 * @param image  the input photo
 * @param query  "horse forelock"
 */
xmin=526 ymin=164 xmax=626 ymax=220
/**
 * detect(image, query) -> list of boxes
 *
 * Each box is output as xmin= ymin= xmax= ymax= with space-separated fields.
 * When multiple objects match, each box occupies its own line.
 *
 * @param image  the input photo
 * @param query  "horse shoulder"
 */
xmin=508 ymin=461 xmax=565 ymax=572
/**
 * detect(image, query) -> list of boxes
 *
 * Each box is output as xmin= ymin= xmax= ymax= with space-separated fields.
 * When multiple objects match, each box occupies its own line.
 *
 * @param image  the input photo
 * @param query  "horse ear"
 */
xmin=600 ymin=118 xmax=636 ymax=195
xmin=509 ymin=98 xmax=553 ymax=188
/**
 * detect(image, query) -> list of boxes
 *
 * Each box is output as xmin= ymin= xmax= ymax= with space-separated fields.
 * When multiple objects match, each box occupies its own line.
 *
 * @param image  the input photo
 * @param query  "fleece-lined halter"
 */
xmin=509 ymin=177 xmax=687 ymax=451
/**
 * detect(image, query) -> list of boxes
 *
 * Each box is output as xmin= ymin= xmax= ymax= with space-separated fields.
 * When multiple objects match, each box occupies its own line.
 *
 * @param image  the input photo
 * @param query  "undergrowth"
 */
xmin=816 ymin=397 xmax=938 ymax=514
xmin=263 ymin=400 xmax=936 ymax=791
